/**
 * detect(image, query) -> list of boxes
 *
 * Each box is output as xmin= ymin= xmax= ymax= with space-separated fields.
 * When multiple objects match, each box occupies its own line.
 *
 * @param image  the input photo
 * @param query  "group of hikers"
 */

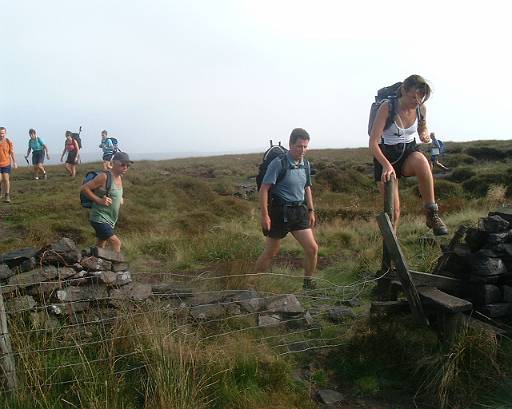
xmin=1 ymin=74 xmax=449 ymax=290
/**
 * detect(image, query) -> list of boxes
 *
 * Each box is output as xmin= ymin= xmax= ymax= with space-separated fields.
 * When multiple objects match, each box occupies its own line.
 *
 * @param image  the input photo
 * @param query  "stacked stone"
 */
xmin=0 ymin=238 xmax=151 ymax=324
xmin=439 ymin=209 xmax=512 ymax=318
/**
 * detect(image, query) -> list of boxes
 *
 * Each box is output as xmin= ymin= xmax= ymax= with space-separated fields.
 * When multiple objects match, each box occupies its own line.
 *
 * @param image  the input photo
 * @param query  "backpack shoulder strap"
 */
xmin=275 ymin=155 xmax=289 ymax=186
xmin=104 ymin=171 xmax=113 ymax=196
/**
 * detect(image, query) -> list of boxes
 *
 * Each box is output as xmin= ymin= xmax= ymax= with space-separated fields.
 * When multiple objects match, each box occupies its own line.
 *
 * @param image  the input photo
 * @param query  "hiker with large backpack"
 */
xmin=99 ymin=130 xmax=118 ymax=171
xmin=25 ymin=128 xmax=50 ymax=180
xmin=369 ymin=74 xmax=448 ymax=236
xmin=253 ymin=128 xmax=319 ymax=290
xmin=80 ymin=151 xmax=132 ymax=252
xmin=0 ymin=127 xmax=18 ymax=203
xmin=60 ymin=131 xmax=80 ymax=178
xmin=429 ymin=132 xmax=448 ymax=171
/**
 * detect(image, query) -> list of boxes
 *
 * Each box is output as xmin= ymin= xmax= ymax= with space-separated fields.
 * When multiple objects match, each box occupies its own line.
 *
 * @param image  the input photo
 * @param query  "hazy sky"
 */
xmin=1 ymin=0 xmax=510 ymax=155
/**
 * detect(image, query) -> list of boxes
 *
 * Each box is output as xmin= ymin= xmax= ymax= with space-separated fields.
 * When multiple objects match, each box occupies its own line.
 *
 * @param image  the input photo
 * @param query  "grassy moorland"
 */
xmin=1 ymin=139 xmax=512 ymax=409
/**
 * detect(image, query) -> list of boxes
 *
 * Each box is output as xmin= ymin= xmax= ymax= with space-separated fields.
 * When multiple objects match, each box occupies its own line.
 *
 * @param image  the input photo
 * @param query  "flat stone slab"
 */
xmin=417 ymin=286 xmax=472 ymax=312
xmin=92 ymin=247 xmax=125 ymax=262
xmin=489 ymin=208 xmax=512 ymax=224
xmin=264 ymin=294 xmax=304 ymax=314
xmin=0 ymin=263 xmax=14 ymax=280
xmin=93 ymin=271 xmax=132 ymax=287
xmin=258 ymin=314 xmax=281 ymax=327
xmin=43 ymin=238 xmax=82 ymax=264
xmin=57 ymin=284 xmax=109 ymax=302
xmin=328 ymin=306 xmax=356 ymax=322
xmin=317 ymin=389 xmax=344 ymax=405
xmin=80 ymin=256 xmax=112 ymax=271
xmin=109 ymin=283 xmax=152 ymax=302
xmin=5 ymin=295 xmax=37 ymax=313
xmin=5 ymin=266 xmax=60 ymax=292
xmin=112 ymin=262 xmax=129 ymax=272
xmin=190 ymin=304 xmax=225 ymax=320
xmin=0 ymin=247 xmax=39 ymax=267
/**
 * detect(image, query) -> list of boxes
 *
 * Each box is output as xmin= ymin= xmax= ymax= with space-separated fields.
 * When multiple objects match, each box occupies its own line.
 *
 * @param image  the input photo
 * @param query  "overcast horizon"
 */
xmin=2 ymin=1 xmax=511 ymax=155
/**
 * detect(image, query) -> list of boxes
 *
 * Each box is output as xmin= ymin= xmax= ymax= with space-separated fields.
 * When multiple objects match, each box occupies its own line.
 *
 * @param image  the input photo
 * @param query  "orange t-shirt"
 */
xmin=0 ymin=138 xmax=13 ymax=168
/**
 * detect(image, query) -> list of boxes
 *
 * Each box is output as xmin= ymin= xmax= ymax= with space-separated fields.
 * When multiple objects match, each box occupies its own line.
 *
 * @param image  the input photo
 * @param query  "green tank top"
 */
xmin=89 ymin=178 xmax=123 ymax=227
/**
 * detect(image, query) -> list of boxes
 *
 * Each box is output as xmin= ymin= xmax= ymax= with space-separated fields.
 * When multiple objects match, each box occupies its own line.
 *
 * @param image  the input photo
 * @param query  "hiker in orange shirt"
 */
xmin=0 ymin=127 xmax=18 ymax=203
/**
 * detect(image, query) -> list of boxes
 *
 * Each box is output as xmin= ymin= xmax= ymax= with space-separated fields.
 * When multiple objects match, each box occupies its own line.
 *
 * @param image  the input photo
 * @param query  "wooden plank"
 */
xmin=417 ymin=286 xmax=472 ymax=312
xmin=377 ymin=213 xmax=429 ymax=326
xmin=0 ymin=288 xmax=17 ymax=390
xmin=390 ymin=270 xmax=464 ymax=293
xmin=381 ymin=179 xmax=395 ymax=274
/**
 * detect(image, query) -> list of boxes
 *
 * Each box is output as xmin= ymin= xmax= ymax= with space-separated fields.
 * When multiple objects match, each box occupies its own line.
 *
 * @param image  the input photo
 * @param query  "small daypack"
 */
xmin=71 ymin=133 xmax=82 ymax=149
xmin=107 ymin=137 xmax=120 ymax=152
xmin=368 ymin=82 xmax=424 ymax=136
xmin=256 ymin=140 xmax=310 ymax=193
xmin=80 ymin=171 xmax=112 ymax=208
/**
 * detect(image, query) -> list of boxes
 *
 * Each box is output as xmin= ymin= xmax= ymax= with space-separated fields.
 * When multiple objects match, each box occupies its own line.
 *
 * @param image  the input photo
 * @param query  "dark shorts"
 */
xmin=266 ymin=203 xmax=309 ymax=239
xmin=66 ymin=151 xmax=78 ymax=165
xmin=373 ymin=140 xmax=419 ymax=182
xmin=90 ymin=221 xmax=114 ymax=240
xmin=32 ymin=150 xmax=45 ymax=165
xmin=0 ymin=166 xmax=11 ymax=174
xmin=102 ymin=153 xmax=114 ymax=161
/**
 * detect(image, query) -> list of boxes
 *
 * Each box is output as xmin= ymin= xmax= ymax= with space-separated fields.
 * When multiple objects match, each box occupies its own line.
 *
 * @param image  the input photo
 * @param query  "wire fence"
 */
xmin=0 ymin=268 xmax=384 ymax=394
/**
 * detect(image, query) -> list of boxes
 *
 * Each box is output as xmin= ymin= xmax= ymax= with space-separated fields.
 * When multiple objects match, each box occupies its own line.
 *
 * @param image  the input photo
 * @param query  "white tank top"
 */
xmin=381 ymin=117 xmax=419 ymax=145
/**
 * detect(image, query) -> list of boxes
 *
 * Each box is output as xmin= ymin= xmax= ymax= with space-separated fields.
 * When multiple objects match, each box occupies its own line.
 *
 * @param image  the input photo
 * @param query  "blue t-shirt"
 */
xmin=100 ymin=138 xmax=114 ymax=155
xmin=262 ymin=152 xmax=311 ymax=203
xmin=28 ymin=137 xmax=45 ymax=151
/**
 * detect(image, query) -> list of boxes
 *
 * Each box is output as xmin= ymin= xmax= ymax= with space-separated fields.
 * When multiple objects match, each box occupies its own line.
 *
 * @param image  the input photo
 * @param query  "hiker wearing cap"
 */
xmin=430 ymin=133 xmax=448 ymax=171
xmin=254 ymin=128 xmax=318 ymax=290
xmin=25 ymin=129 xmax=50 ymax=180
xmin=80 ymin=152 xmax=132 ymax=252
xmin=99 ymin=130 xmax=114 ymax=171
xmin=369 ymin=74 xmax=448 ymax=236
xmin=0 ymin=127 xmax=17 ymax=203
xmin=60 ymin=131 xmax=80 ymax=178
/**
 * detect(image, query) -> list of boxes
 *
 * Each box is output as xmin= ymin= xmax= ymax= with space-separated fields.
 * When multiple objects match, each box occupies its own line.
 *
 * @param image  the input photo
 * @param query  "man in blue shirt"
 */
xmin=99 ymin=130 xmax=114 ymax=171
xmin=254 ymin=128 xmax=318 ymax=290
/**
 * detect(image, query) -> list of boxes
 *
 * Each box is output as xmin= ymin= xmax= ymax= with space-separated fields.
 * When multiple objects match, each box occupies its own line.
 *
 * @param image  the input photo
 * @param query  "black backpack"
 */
xmin=80 ymin=171 xmax=112 ymax=208
xmin=107 ymin=137 xmax=120 ymax=152
xmin=256 ymin=140 xmax=310 ymax=192
xmin=71 ymin=126 xmax=83 ymax=149
xmin=367 ymin=82 xmax=424 ymax=136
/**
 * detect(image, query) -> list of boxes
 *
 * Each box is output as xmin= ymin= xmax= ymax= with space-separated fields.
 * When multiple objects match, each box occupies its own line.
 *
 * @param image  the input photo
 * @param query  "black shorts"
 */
xmin=266 ymin=203 xmax=309 ymax=239
xmin=373 ymin=140 xmax=419 ymax=182
xmin=66 ymin=151 xmax=78 ymax=165
xmin=90 ymin=221 xmax=114 ymax=240
xmin=32 ymin=150 xmax=45 ymax=165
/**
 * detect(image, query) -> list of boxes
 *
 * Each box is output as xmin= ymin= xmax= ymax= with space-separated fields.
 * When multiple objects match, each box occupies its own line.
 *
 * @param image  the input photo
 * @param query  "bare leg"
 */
xmin=254 ymin=237 xmax=281 ymax=273
xmin=2 ymin=173 xmax=10 ymax=195
xmin=96 ymin=239 xmax=107 ymax=248
xmin=402 ymin=152 xmax=435 ymax=205
xmin=64 ymin=163 xmax=72 ymax=176
xmin=291 ymin=229 xmax=318 ymax=278
xmin=108 ymin=235 xmax=122 ymax=252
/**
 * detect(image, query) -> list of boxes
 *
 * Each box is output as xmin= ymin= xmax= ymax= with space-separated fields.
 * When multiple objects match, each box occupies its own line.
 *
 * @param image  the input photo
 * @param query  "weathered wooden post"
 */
xmin=375 ymin=178 xmax=396 ymax=300
xmin=0 ymin=288 xmax=17 ymax=390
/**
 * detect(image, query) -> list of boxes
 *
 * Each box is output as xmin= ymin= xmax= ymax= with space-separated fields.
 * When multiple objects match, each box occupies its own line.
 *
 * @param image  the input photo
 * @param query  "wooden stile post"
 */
xmin=381 ymin=178 xmax=394 ymax=273
xmin=0 ymin=288 xmax=17 ymax=391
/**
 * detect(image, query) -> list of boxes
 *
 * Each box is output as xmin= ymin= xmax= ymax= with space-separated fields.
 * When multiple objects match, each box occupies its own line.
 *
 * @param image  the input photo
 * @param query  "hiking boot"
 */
xmin=425 ymin=207 xmax=448 ymax=236
xmin=4 ymin=194 xmax=11 ymax=203
xmin=303 ymin=277 xmax=317 ymax=291
xmin=43 ymin=173 xmax=47 ymax=180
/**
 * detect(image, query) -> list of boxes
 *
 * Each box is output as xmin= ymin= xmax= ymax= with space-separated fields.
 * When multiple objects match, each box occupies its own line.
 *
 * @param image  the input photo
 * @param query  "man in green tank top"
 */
xmin=80 ymin=152 xmax=133 ymax=252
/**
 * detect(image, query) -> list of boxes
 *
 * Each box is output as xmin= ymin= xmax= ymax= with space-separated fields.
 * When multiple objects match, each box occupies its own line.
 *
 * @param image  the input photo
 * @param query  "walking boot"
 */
xmin=303 ymin=277 xmax=317 ymax=291
xmin=425 ymin=204 xmax=448 ymax=236
xmin=4 ymin=194 xmax=11 ymax=203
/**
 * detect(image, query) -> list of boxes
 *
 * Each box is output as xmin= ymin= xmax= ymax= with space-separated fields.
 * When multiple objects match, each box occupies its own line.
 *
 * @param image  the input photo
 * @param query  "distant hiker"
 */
xmin=369 ymin=74 xmax=448 ymax=236
xmin=254 ymin=128 xmax=318 ymax=290
xmin=80 ymin=152 xmax=132 ymax=252
xmin=60 ymin=130 xmax=80 ymax=178
xmin=99 ymin=130 xmax=114 ymax=171
xmin=25 ymin=129 xmax=50 ymax=180
xmin=430 ymin=133 xmax=448 ymax=171
xmin=0 ymin=127 xmax=17 ymax=203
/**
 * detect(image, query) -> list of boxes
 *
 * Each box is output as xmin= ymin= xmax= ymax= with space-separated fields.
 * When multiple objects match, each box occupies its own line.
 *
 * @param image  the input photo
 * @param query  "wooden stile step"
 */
xmin=417 ymin=286 xmax=472 ymax=313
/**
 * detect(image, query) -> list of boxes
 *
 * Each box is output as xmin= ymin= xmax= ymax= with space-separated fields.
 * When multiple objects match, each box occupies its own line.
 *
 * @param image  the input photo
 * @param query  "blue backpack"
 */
xmin=80 ymin=171 xmax=112 ymax=208
xmin=107 ymin=137 xmax=120 ymax=153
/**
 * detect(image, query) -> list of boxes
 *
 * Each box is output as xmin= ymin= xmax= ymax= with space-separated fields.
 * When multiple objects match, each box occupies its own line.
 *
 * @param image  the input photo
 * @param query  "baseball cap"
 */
xmin=112 ymin=152 xmax=134 ymax=164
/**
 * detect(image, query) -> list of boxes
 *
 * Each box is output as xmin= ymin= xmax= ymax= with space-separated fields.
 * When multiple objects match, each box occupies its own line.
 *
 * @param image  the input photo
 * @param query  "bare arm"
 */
xmin=43 ymin=144 xmax=50 ymax=159
xmin=10 ymin=146 xmax=17 ymax=169
xmin=418 ymin=105 xmax=429 ymax=143
xmin=304 ymin=186 xmax=316 ymax=227
xmin=259 ymin=184 xmax=272 ymax=233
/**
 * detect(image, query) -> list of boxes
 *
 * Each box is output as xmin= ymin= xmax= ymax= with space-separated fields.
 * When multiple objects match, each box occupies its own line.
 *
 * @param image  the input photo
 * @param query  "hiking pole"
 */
xmin=78 ymin=126 xmax=82 ymax=163
xmin=24 ymin=156 xmax=29 ymax=165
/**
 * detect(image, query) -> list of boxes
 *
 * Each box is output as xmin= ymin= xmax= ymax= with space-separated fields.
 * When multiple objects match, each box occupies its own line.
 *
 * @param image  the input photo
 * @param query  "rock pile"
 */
xmin=0 ymin=238 xmax=329 ymax=329
xmin=438 ymin=208 xmax=512 ymax=318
